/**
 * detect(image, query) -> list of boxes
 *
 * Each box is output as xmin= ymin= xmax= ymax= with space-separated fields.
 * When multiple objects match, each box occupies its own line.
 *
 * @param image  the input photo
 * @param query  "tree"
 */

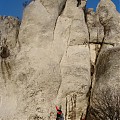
xmin=86 ymin=88 xmax=120 ymax=120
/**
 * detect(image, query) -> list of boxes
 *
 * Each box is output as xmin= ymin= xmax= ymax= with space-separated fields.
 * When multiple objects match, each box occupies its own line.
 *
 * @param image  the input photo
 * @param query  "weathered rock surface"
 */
xmin=87 ymin=46 xmax=120 ymax=120
xmin=0 ymin=0 xmax=90 ymax=120
xmin=95 ymin=47 xmax=120 ymax=88
xmin=87 ymin=8 xmax=104 ymax=43
xmin=97 ymin=0 xmax=120 ymax=44
xmin=87 ymin=0 xmax=120 ymax=65
xmin=54 ymin=1 xmax=90 ymax=120
xmin=57 ymin=45 xmax=90 ymax=119
xmin=0 ymin=0 xmax=120 ymax=120
xmin=87 ymin=0 xmax=120 ymax=119
xmin=0 ymin=16 xmax=20 ymax=120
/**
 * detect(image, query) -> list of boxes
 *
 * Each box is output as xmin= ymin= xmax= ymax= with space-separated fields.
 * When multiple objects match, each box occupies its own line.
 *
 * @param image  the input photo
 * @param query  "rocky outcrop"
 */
xmin=87 ymin=0 xmax=120 ymax=87
xmin=87 ymin=0 xmax=120 ymax=64
xmin=87 ymin=46 xmax=120 ymax=120
xmin=97 ymin=0 xmax=120 ymax=44
xmin=0 ymin=0 xmax=91 ymax=119
xmin=95 ymin=47 xmax=120 ymax=88
xmin=86 ymin=0 xmax=120 ymax=119
xmin=13 ymin=0 xmax=90 ymax=119
xmin=87 ymin=8 xmax=104 ymax=43
xmin=0 ymin=0 xmax=120 ymax=120
xmin=0 ymin=16 xmax=20 ymax=119
xmin=55 ymin=1 xmax=90 ymax=120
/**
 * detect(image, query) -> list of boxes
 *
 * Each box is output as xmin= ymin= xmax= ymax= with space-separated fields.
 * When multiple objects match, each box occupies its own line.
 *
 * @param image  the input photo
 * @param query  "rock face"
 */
xmin=88 ymin=0 xmax=120 ymax=91
xmin=0 ymin=16 xmax=20 ymax=119
xmin=55 ymin=1 xmax=90 ymax=120
xmin=86 ymin=0 xmax=120 ymax=119
xmin=14 ymin=0 xmax=90 ymax=119
xmin=0 ymin=0 xmax=120 ymax=120
xmin=95 ymin=47 xmax=120 ymax=88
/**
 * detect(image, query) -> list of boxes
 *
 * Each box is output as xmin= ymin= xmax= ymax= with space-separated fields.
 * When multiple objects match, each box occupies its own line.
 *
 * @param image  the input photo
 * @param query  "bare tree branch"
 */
xmin=86 ymin=88 xmax=120 ymax=120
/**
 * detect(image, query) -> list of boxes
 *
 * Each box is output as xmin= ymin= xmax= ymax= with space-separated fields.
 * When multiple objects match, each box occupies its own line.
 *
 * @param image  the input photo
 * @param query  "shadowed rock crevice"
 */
xmin=94 ymin=31 xmax=105 ymax=64
xmin=58 ymin=0 xmax=67 ymax=16
xmin=53 ymin=0 xmax=68 ymax=44
xmin=77 ymin=0 xmax=81 ymax=7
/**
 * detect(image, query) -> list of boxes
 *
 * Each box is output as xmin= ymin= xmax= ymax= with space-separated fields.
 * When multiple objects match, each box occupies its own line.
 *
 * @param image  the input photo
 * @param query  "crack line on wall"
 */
xmin=66 ymin=19 xmax=73 ymax=55
xmin=89 ymin=41 xmax=114 ymax=46
xmin=56 ymin=19 xmax=73 ymax=101
xmin=95 ymin=27 xmax=105 ymax=65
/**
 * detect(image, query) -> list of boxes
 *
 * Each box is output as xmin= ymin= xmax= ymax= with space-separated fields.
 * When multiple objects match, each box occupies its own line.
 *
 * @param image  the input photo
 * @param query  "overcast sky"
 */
xmin=0 ymin=0 xmax=119 ymax=20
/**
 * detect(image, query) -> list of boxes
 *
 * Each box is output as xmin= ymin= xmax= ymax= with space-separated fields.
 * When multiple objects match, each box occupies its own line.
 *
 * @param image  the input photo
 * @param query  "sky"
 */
xmin=0 ymin=0 xmax=120 ymax=20
xmin=0 ymin=0 xmax=26 ymax=19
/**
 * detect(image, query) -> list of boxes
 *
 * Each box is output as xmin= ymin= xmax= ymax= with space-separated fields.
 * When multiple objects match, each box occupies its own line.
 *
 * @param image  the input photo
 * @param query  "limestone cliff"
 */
xmin=0 ymin=0 xmax=120 ymax=120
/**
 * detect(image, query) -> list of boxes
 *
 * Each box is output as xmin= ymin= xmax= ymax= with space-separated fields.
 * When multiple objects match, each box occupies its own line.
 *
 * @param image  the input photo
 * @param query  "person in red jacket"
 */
xmin=56 ymin=105 xmax=64 ymax=120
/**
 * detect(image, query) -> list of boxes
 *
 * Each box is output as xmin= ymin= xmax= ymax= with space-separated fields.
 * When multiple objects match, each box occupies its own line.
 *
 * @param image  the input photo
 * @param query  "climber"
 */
xmin=56 ymin=105 xmax=64 ymax=120
xmin=77 ymin=0 xmax=81 ymax=7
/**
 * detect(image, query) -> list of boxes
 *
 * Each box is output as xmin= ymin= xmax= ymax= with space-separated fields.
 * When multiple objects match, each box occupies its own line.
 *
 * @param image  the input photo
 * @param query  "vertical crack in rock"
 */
xmin=83 ymin=7 xmax=90 ymax=45
xmin=58 ymin=0 xmax=67 ymax=16
xmin=65 ymin=97 xmax=68 ymax=120
xmin=15 ymin=25 xmax=21 ymax=53
xmin=85 ymin=81 xmax=92 ymax=119
xmin=94 ymin=26 xmax=105 ymax=65
xmin=73 ymin=94 xmax=77 ymax=120
xmin=53 ymin=0 xmax=67 ymax=42
xmin=16 ymin=36 xmax=21 ymax=53
xmin=83 ymin=7 xmax=93 ymax=119
xmin=85 ymin=55 xmax=94 ymax=119
xmin=96 ymin=26 xmax=99 ymax=43
xmin=57 ymin=57 xmax=63 ymax=95
xmin=53 ymin=20 xmax=58 ymax=42
xmin=54 ymin=0 xmax=70 ymax=98
xmin=66 ymin=20 xmax=73 ymax=52
xmin=57 ymin=20 xmax=73 ymax=95
xmin=67 ymin=94 xmax=77 ymax=120
xmin=83 ymin=4 xmax=87 ymax=24
xmin=77 ymin=0 xmax=81 ymax=7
